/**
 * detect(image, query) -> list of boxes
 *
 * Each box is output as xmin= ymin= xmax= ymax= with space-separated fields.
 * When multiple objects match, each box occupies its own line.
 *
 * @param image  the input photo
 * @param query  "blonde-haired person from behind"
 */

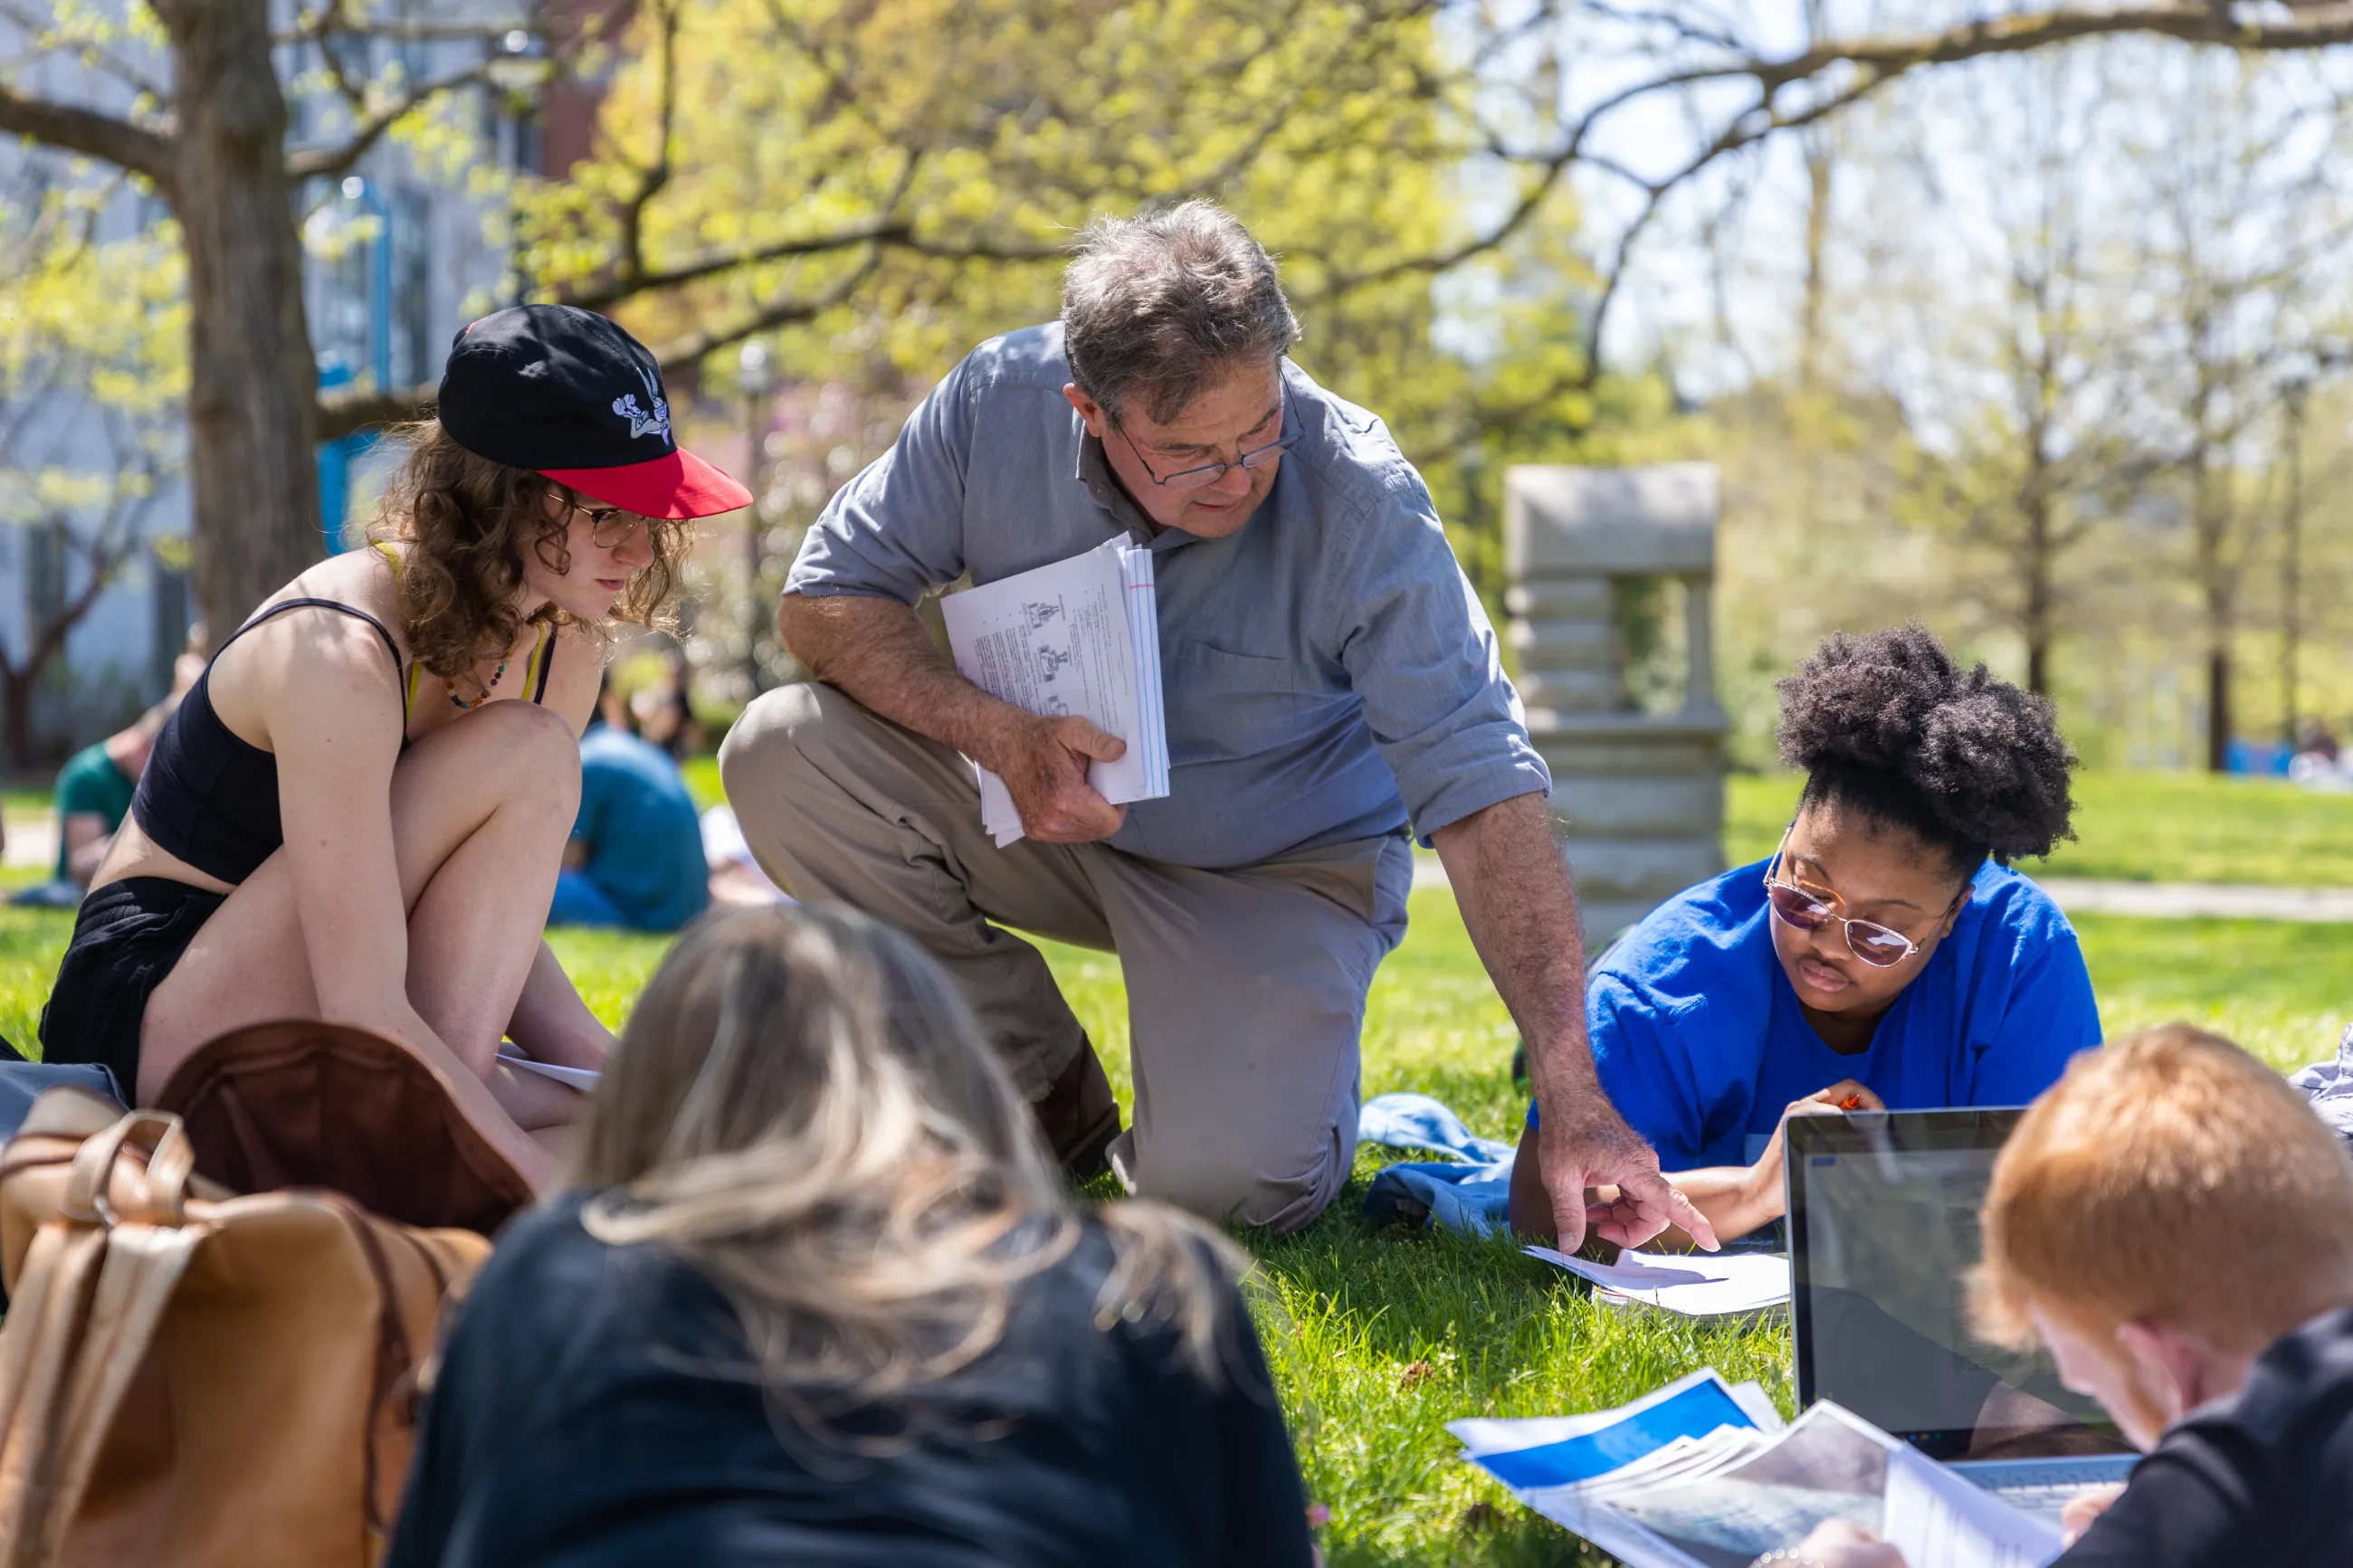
xmin=1773 ymin=1022 xmax=2353 ymax=1568
xmin=384 ymin=903 xmax=1317 ymax=1568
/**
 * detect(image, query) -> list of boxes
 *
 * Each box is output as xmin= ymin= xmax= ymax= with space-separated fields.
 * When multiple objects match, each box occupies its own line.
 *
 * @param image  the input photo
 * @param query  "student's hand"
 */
xmin=1758 ymin=1519 xmax=1906 ymax=1567
xmin=1770 ymin=1079 xmax=1883 ymax=1159
xmin=1738 ymin=1080 xmax=1884 ymax=1218
xmin=2061 ymin=1482 xmax=2127 ymax=1545
xmin=992 ymin=711 xmax=1129 ymax=843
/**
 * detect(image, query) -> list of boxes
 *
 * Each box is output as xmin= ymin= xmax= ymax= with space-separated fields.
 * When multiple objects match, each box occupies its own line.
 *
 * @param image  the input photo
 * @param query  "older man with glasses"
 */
xmin=720 ymin=201 xmax=1708 ymax=1245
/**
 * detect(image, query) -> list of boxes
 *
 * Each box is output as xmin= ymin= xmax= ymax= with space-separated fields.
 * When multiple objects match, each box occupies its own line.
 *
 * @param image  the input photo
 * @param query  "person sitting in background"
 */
xmin=1777 ymin=1022 xmax=2353 ymax=1568
xmin=8 ymin=699 xmax=176 ymax=909
xmin=56 ymin=702 xmax=171 ymax=885
xmin=1512 ymin=625 xmax=2099 ymax=1245
xmin=629 ymin=647 xmax=700 ymax=758
xmin=550 ymin=695 xmax=710 ymax=932
xmin=699 ymin=802 xmax=793 ymax=907
xmin=386 ymin=903 xmax=1315 ymax=1568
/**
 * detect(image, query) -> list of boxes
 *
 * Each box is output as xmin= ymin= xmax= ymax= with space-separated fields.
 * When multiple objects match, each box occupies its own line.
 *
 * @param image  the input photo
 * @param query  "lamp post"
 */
xmin=2282 ymin=376 xmax=2309 ymax=748
xmin=738 ymin=339 xmax=776 ymax=694
xmin=310 ymin=176 xmax=392 ymax=554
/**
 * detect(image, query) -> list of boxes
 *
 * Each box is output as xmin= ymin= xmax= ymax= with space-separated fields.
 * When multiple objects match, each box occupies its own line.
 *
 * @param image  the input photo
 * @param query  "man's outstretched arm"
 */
xmin=1430 ymin=791 xmax=1719 ymax=1252
xmin=777 ymin=593 xmax=1127 ymax=843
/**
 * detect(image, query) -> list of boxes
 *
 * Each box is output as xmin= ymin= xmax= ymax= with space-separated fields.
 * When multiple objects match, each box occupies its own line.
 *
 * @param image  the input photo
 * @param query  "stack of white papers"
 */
xmin=1522 ymin=1246 xmax=1792 ymax=1317
xmin=941 ymin=538 xmax=1169 ymax=847
xmin=1453 ymin=1370 xmax=2063 ymax=1568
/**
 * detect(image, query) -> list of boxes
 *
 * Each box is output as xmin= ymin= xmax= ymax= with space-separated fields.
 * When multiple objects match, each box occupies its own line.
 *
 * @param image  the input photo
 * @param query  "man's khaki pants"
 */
xmin=719 ymin=682 xmax=1412 ymax=1234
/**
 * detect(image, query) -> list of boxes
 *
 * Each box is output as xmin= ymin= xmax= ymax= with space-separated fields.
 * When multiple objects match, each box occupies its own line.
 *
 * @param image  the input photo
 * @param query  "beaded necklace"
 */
xmin=449 ymin=651 xmax=510 ymax=710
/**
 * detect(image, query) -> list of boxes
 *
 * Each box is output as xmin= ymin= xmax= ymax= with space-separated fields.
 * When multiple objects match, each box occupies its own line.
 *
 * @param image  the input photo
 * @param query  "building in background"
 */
xmin=0 ymin=2 xmax=621 ymax=764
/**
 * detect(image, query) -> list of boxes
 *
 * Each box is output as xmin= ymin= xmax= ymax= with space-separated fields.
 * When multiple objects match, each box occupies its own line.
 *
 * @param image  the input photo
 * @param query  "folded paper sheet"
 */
xmin=940 ymin=538 xmax=1169 ymax=847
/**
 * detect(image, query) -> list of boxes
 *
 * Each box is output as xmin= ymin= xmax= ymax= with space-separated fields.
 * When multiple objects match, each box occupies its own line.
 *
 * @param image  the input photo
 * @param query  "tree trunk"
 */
xmin=152 ymin=0 xmax=324 ymax=641
xmin=2205 ymin=643 xmax=2232 ymax=774
xmin=2021 ymin=450 xmax=2054 ymax=698
xmin=1797 ymin=145 xmax=1833 ymax=389
xmin=0 ymin=666 xmax=33 ymax=770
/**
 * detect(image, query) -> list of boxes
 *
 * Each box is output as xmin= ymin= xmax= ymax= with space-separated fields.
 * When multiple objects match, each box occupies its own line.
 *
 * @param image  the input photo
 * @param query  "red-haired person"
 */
xmin=39 ymin=307 xmax=749 ymax=1185
xmin=1777 ymin=1023 xmax=2353 ymax=1568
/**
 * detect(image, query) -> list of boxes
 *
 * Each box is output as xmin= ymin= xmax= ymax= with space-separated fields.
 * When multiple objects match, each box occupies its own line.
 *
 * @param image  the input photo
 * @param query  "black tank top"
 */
xmin=131 ymin=598 xmax=554 ymax=886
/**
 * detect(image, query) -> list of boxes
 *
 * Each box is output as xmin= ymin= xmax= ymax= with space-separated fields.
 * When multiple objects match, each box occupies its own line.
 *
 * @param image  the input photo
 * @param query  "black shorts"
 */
xmin=40 ymin=877 xmax=227 ymax=1096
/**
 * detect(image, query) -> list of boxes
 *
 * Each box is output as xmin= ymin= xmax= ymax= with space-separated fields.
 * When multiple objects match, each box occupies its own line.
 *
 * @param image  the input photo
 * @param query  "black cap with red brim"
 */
xmin=437 ymin=303 xmax=753 ymax=519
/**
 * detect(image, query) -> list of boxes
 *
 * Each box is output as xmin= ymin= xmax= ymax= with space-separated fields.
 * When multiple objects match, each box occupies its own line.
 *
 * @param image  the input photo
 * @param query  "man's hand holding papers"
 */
xmin=989 ymin=711 xmax=1130 ymax=843
xmin=940 ymin=537 xmax=1170 ymax=848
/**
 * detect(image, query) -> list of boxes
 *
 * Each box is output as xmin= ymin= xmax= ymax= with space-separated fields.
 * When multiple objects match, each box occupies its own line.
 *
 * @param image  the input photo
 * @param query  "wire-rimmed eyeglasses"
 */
xmin=1114 ymin=419 xmax=1294 ymax=493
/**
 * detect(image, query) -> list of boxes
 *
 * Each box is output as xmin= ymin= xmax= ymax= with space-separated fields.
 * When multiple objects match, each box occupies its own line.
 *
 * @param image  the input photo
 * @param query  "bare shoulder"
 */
xmin=208 ymin=553 xmax=410 ymax=738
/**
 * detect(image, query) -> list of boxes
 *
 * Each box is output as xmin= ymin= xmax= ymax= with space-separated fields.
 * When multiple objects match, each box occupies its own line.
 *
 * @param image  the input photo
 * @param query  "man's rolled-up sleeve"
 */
xmin=1333 ymin=480 xmax=1550 ymax=839
xmin=785 ymin=356 xmax=976 ymax=604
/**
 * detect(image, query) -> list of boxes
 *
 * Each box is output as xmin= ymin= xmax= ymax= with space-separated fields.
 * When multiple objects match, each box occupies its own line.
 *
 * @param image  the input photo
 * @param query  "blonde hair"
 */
xmin=366 ymin=420 xmax=687 ymax=688
xmin=572 ymin=904 xmax=1247 ymax=1446
xmin=1972 ymin=1022 xmax=2353 ymax=1358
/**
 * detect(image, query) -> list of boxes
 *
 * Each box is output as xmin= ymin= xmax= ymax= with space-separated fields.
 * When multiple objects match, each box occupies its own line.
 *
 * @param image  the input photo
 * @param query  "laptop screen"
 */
xmin=1786 ymin=1108 xmax=2131 ymax=1461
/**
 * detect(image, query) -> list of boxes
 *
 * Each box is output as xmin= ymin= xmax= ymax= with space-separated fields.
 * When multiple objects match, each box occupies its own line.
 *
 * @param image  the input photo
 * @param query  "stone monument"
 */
xmin=1504 ymin=462 xmax=1729 ymax=940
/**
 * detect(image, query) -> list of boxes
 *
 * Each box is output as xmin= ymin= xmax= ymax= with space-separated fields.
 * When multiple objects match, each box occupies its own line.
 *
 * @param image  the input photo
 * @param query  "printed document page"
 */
xmin=1882 ymin=1447 xmax=2062 ymax=1568
xmin=940 ymin=538 xmax=1168 ymax=846
xmin=1521 ymin=1246 xmax=1792 ymax=1316
xmin=1456 ymin=1380 xmax=2060 ymax=1568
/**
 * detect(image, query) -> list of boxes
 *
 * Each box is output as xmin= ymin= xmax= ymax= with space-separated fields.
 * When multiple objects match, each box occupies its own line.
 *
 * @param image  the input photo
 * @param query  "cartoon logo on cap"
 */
xmin=612 ymin=366 xmax=671 ymax=444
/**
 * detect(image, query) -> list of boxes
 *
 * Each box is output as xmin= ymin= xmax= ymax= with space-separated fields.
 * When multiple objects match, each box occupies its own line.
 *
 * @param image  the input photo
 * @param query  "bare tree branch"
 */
xmin=0 ymin=88 xmax=176 ymax=189
xmin=556 ymin=216 xmax=1063 ymax=310
xmin=276 ymin=10 xmax=536 ymax=44
xmin=315 ymin=378 xmax=436 ymax=442
xmin=0 ymin=0 xmax=170 ymax=103
xmin=614 ymin=0 xmax=683 ymax=295
xmin=1320 ymin=1 xmax=2353 ymax=384
xmin=286 ymin=60 xmax=504 ymax=179
xmin=644 ymin=248 xmax=886 ymax=368
xmin=316 ymin=251 xmax=891 ymax=440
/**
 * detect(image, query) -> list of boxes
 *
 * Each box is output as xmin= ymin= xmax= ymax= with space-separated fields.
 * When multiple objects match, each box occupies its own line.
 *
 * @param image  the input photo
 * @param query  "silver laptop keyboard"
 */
xmin=1958 ymin=1458 xmax=2139 ymax=1529
xmin=1983 ymin=1481 xmax=2097 ymax=1529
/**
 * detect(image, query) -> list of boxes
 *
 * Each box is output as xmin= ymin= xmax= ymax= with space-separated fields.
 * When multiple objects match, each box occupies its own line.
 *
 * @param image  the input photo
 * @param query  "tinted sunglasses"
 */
xmin=1762 ymin=828 xmax=1966 ymax=968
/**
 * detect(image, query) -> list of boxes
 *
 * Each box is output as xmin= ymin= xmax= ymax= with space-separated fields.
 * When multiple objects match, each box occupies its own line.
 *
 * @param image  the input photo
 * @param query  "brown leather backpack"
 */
xmin=0 ymin=1091 xmax=491 ymax=1568
xmin=156 ymin=1019 xmax=538 ymax=1237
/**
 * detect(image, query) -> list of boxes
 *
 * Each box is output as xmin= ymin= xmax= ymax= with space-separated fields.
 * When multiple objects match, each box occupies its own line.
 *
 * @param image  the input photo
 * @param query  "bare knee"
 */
xmin=451 ymin=700 xmax=582 ymax=806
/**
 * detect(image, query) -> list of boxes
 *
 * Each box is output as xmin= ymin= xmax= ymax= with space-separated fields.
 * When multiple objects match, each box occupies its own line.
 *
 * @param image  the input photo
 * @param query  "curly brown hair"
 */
xmin=1777 ymin=624 xmax=2078 ymax=870
xmin=366 ymin=420 xmax=689 ymax=685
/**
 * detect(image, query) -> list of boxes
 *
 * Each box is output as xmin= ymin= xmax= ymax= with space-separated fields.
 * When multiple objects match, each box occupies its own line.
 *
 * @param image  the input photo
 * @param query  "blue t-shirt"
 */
xmin=571 ymin=726 xmax=709 ymax=933
xmin=1540 ymin=858 xmax=2101 ymax=1170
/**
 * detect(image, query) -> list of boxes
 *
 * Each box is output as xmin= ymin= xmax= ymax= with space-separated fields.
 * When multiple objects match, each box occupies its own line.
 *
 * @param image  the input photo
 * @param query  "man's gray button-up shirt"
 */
xmin=786 ymin=321 xmax=1550 ymax=870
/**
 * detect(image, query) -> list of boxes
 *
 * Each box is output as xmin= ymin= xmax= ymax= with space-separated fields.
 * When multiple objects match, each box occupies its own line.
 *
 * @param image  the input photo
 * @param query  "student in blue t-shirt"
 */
xmin=551 ymin=709 xmax=711 ymax=933
xmin=1509 ymin=625 xmax=2101 ymax=1245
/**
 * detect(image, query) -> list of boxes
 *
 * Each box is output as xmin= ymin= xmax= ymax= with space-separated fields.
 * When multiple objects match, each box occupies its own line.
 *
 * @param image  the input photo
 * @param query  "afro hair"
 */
xmin=1775 ymin=625 xmax=2078 ymax=869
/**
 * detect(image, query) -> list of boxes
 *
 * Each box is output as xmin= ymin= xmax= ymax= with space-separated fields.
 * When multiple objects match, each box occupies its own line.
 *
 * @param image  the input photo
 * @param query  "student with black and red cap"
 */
xmin=39 ymin=306 xmax=749 ymax=1186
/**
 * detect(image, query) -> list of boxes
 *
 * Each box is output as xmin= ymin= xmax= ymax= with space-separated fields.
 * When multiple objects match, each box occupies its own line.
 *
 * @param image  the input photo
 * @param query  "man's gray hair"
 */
xmin=1062 ymin=200 xmax=1301 ymax=426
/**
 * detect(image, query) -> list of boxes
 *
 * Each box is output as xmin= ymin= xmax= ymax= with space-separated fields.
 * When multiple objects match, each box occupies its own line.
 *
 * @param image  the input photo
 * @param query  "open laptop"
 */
xmin=1786 ymin=1107 xmax=2139 ymax=1528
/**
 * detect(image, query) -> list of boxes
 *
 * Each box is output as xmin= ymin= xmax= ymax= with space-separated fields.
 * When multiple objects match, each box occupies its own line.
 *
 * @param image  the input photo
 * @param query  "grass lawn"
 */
xmin=1729 ymin=769 xmax=2353 ymax=887
xmin=4 ymin=882 xmax=2344 ymax=1565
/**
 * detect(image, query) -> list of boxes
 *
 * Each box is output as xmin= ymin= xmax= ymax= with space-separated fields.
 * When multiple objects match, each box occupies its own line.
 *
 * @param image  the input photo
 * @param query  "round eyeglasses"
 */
xmin=1762 ymin=829 xmax=1967 ymax=968
xmin=574 ymin=504 xmax=648 ymax=549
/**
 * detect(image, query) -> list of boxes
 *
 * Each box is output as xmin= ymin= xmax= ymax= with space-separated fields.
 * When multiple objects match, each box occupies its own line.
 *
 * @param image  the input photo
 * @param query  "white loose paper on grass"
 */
xmin=1522 ymin=1246 xmax=1792 ymax=1316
